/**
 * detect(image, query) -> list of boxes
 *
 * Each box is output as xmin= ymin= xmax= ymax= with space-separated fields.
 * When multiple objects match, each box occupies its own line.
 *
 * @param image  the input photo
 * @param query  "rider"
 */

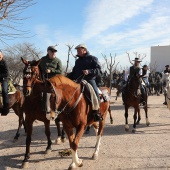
xmin=125 ymin=58 xmax=146 ymax=104
xmin=0 ymin=50 xmax=9 ymax=116
xmin=142 ymin=65 xmax=150 ymax=88
xmin=67 ymin=43 xmax=103 ymax=122
xmin=39 ymin=46 xmax=62 ymax=80
xmin=163 ymin=65 xmax=170 ymax=105
xmin=112 ymin=70 xmax=119 ymax=88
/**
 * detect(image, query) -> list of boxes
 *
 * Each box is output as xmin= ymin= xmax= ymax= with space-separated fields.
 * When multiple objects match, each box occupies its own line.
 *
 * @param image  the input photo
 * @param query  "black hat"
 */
xmin=143 ymin=65 xmax=147 ymax=67
xmin=165 ymin=65 xmax=169 ymax=68
xmin=47 ymin=46 xmax=57 ymax=52
xmin=132 ymin=58 xmax=142 ymax=62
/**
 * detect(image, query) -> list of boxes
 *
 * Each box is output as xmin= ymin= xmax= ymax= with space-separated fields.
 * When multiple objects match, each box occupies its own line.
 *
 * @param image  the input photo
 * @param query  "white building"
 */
xmin=150 ymin=45 xmax=170 ymax=72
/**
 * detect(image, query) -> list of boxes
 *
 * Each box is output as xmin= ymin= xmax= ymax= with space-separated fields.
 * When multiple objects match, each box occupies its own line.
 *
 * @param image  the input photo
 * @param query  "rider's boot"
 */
xmin=93 ymin=110 xmax=103 ymax=122
xmin=1 ymin=103 xmax=9 ymax=116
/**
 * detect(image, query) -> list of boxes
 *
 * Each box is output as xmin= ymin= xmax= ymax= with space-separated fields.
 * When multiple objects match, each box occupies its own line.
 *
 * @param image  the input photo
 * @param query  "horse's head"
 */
xmin=21 ymin=57 xmax=41 ymax=96
xmin=128 ymin=73 xmax=140 ymax=90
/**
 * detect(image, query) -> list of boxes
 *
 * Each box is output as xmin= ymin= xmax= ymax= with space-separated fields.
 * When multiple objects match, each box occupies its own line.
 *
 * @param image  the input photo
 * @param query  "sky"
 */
xmin=2 ymin=0 xmax=170 ymax=71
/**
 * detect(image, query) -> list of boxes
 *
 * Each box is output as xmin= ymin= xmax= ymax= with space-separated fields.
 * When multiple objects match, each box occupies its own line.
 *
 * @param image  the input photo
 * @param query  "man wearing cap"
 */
xmin=0 ymin=50 xmax=9 ymax=116
xmin=67 ymin=44 xmax=103 ymax=122
xmin=39 ymin=46 xmax=62 ymax=80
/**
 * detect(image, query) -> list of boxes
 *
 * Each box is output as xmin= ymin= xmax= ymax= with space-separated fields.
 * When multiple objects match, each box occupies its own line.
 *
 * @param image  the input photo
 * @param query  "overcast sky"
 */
xmin=2 ymin=0 xmax=170 ymax=70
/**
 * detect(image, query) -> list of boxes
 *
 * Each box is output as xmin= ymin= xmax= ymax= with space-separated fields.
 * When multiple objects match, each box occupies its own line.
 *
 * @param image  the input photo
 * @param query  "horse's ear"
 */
xmin=21 ymin=57 xmax=28 ymax=65
xmin=37 ymin=59 xmax=41 ymax=66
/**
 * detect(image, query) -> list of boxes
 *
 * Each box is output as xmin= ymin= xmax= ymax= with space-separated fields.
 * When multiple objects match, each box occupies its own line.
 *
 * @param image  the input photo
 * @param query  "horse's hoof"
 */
xmin=45 ymin=149 xmax=51 ymax=154
xmin=136 ymin=121 xmax=140 ymax=125
xmin=22 ymin=161 xmax=29 ymax=169
xmin=125 ymin=125 xmax=129 ymax=132
xmin=146 ymin=122 xmax=150 ymax=126
xmin=132 ymin=129 xmax=136 ymax=133
xmin=110 ymin=120 xmax=113 ymax=124
xmin=61 ymin=137 xmax=66 ymax=143
xmin=92 ymin=153 xmax=98 ymax=160
xmin=78 ymin=160 xmax=83 ymax=167
xmin=13 ymin=138 xmax=18 ymax=143
xmin=54 ymin=138 xmax=61 ymax=145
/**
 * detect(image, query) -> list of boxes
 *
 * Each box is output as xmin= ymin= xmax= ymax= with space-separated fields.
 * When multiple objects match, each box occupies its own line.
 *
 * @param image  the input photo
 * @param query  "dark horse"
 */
xmin=122 ymin=74 xmax=150 ymax=133
xmin=0 ymin=84 xmax=26 ymax=141
xmin=21 ymin=59 xmax=110 ymax=169
xmin=21 ymin=58 xmax=66 ymax=168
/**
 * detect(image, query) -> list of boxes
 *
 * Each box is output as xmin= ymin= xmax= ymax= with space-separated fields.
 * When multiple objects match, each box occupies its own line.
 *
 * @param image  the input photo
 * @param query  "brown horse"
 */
xmin=0 ymin=84 xmax=26 ymax=141
xmin=122 ymin=74 xmax=150 ymax=133
xmin=44 ymin=76 xmax=110 ymax=169
xmin=21 ymin=58 xmax=66 ymax=168
xmin=21 ymin=58 xmax=111 ymax=169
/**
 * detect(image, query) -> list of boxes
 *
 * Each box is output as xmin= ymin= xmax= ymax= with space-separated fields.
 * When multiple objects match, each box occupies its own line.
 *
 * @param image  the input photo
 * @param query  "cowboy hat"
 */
xmin=132 ymin=58 xmax=142 ymax=62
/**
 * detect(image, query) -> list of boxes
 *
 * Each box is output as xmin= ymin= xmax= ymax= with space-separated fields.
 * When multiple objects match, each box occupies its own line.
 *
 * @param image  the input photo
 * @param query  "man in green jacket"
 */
xmin=39 ymin=46 xmax=62 ymax=80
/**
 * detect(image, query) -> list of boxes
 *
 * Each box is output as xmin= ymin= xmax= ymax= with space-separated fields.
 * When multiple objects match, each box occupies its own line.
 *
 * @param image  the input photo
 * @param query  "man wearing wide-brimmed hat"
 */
xmin=39 ymin=45 xmax=62 ymax=80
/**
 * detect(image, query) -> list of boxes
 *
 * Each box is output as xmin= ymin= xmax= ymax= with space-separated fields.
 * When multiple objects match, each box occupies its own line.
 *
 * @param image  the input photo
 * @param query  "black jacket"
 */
xmin=0 ymin=59 xmax=9 ymax=82
xmin=68 ymin=52 xmax=101 ymax=81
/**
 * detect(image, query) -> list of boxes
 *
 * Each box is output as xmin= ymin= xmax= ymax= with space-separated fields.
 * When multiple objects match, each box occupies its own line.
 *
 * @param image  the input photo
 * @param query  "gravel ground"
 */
xmin=0 ymin=90 xmax=170 ymax=170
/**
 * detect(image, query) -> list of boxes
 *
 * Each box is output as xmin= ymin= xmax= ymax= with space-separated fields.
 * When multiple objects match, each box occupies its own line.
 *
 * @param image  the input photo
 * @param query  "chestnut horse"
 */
xmin=122 ymin=74 xmax=150 ymax=133
xmin=21 ymin=58 xmax=110 ymax=169
xmin=0 ymin=84 xmax=26 ymax=141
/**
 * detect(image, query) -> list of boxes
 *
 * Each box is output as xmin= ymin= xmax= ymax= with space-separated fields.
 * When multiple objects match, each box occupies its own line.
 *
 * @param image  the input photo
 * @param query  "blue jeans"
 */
xmin=1 ymin=80 xmax=8 ymax=106
xmin=87 ymin=79 xmax=100 ymax=102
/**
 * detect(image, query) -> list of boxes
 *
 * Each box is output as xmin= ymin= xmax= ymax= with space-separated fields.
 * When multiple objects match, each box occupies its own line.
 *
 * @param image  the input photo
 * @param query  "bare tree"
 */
xmin=102 ymin=53 xmax=116 ymax=94
xmin=126 ymin=52 xmax=147 ymax=66
xmin=65 ymin=44 xmax=74 ymax=73
xmin=0 ymin=0 xmax=35 ymax=43
xmin=4 ymin=42 xmax=43 ymax=84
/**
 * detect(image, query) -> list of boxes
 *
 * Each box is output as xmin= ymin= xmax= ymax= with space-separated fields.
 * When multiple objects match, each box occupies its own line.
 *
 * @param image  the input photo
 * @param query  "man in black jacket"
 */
xmin=68 ymin=44 xmax=103 ymax=122
xmin=0 ymin=50 xmax=9 ymax=115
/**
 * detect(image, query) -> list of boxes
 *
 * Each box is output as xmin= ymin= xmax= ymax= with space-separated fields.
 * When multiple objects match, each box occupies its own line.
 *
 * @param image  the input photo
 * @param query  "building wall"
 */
xmin=151 ymin=45 xmax=170 ymax=72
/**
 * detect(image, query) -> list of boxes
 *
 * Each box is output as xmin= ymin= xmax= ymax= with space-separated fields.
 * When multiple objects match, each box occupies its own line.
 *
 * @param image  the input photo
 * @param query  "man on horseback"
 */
xmin=39 ymin=46 xmax=62 ymax=80
xmin=0 ymin=50 xmax=9 ymax=116
xmin=163 ymin=65 xmax=170 ymax=105
xmin=125 ymin=58 xmax=146 ymax=104
xmin=67 ymin=44 xmax=103 ymax=122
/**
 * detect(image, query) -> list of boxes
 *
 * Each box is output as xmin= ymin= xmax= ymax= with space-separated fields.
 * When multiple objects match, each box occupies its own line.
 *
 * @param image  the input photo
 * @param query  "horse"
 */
xmin=122 ymin=74 xmax=150 ymax=133
xmin=165 ymin=73 xmax=170 ymax=109
xmin=21 ymin=58 xmax=66 ymax=168
xmin=21 ymin=58 xmax=111 ymax=169
xmin=0 ymin=83 xmax=26 ymax=141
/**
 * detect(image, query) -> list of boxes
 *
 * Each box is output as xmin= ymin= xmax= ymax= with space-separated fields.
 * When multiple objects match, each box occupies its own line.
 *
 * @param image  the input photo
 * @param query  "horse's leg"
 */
xmin=85 ymin=125 xmax=91 ymax=134
xmin=143 ymin=101 xmax=150 ymax=126
xmin=125 ymin=105 xmax=129 ymax=131
xmin=132 ymin=107 xmax=138 ymax=133
xmin=61 ymin=128 xmax=66 ymax=143
xmin=54 ymin=117 xmax=62 ymax=144
xmin=44 ymin=120 xmax=52 ymax=154
xmin=136 ymin=107 xmax=141 ymax=125
xmin=108 ymin=105 xmax=113 ymax=124
xmin=22 ymin=118 xmax=33 ymax=168
xmin=64 ymin=125 xmax=84 ymax=169
xmin=92 ymin=119 xmax=105 ymax=160
xmin=12 ymin=106 xmax=24 ymax=142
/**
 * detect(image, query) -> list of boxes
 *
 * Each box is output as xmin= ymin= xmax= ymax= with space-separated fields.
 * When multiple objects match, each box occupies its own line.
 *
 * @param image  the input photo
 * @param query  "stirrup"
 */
xmin=94 ymin=113 xmax=103 ymax=122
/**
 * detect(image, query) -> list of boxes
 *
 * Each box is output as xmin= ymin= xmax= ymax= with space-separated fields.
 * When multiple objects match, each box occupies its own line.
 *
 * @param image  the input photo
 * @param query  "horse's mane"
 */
xmin=49 ymin=75 xmax=79 ymax=87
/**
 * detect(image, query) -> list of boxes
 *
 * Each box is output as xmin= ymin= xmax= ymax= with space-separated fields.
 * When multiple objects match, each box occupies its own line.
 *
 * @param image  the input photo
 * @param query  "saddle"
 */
xmin=80 ymin=80 xmax=110 ymax=104
xmin=0 ymin=80 xmax=17 ymax=108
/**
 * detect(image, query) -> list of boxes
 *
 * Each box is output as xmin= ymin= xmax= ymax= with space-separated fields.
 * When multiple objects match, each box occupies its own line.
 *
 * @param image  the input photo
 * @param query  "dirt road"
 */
xmin=0 ymin=90 xmax=170 ymax=170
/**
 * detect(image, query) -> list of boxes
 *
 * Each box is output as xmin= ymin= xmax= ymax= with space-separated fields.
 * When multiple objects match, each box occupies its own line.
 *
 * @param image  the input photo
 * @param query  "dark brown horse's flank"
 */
xmin=122 ymin=74 xmax=150 ymax=133
xmin=0 ymin=84 xmax=26 ymax=141
xmin=21 ymin=57 xmax=111 ymax=169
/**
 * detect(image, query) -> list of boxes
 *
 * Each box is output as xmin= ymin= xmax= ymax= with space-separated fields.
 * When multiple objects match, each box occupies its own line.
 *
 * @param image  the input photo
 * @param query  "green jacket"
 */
xmin=39 ymin=55 xmax=62 ymax=79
